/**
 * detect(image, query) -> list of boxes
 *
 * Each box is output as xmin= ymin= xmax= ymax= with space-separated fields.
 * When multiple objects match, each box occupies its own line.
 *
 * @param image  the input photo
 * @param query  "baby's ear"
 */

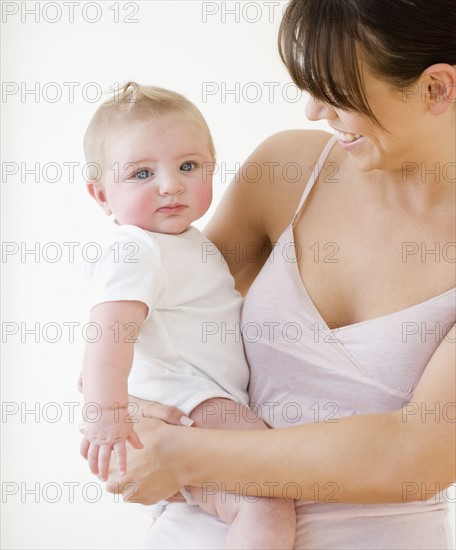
xmin=86 ymin=182 xmax=112 ymax=216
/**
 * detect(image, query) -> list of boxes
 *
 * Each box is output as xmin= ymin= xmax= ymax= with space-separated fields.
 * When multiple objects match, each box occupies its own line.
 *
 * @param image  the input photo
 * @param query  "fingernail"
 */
xmin=179 ymin=416 xmax=194 ymax=427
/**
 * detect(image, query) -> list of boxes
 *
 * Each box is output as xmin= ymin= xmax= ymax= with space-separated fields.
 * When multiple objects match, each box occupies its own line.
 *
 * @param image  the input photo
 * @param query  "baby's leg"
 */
xmin=187 ymin=398 xmax=296 ymax=550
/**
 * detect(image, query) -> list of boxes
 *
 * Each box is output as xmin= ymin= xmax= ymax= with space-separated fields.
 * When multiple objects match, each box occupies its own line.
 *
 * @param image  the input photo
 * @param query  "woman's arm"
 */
xmin=108 ymin=325 xmax=455 ymax=504
xmin=184 ymin=326 xmax=455 ymax=504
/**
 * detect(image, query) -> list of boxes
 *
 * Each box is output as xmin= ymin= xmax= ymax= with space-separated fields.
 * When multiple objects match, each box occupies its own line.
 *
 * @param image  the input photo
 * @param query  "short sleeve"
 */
xmin=87 ymin=225 xmax=167 ymax=317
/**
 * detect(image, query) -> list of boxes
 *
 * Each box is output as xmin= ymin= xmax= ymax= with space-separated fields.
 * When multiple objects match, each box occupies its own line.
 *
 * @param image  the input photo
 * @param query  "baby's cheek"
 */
xmin=196 ymin=184 xmax=213 ymax=213
xmin=124 ymin=198 xmax=152 ymax=224
xmin=134 ymin=193 xmax=155 ymax=213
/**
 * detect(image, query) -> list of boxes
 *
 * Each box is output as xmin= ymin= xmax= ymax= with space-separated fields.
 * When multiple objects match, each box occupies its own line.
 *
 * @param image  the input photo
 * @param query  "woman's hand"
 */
xmin=127 ymin=395 xmax=194 ymax=427
xmin=104 ymin=396 xmax=193 ymax=504
xmin=104 ymin=415 xmax=186 ymax=504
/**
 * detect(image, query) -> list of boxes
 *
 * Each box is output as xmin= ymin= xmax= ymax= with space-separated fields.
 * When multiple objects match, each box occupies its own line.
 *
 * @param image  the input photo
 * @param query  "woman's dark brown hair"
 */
xmin=279 ymin=0 xmax=456 ymax=123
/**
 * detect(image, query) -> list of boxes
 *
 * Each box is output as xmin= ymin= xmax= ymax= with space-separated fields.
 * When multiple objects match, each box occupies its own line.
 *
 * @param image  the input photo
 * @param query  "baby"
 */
xmin=80 ymin=82 xmax=295 ymax=549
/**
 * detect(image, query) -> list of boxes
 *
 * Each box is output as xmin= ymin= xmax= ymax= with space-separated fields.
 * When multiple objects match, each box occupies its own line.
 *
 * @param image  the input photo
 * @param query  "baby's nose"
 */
xmin=158 ymin=177 xmax=184 ymax=195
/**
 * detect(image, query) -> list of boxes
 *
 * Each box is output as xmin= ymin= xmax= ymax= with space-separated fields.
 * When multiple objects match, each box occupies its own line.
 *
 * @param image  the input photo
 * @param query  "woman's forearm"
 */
xmin=179 ymin=408 xmax=453 ymax=504
xmin=179 ymin=327 xmax=456 ymax=504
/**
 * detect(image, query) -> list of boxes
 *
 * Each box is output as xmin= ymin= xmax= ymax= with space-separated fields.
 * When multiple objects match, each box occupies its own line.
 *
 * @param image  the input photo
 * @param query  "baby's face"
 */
xmin=96 ymin=114 xmax=214 ymax=234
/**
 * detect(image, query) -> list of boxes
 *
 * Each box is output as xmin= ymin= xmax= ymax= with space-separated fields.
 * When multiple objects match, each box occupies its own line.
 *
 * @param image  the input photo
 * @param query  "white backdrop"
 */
xmin=1 ymin=1 xmax=454 ymax=549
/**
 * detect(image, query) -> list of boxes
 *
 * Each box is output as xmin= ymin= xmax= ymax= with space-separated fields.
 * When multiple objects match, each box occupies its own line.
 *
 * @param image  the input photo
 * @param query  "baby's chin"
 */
xmin=140 ymin=221 xmax=194 ymax=235
xmin=112 ymin=216 xmax=193 ymax=235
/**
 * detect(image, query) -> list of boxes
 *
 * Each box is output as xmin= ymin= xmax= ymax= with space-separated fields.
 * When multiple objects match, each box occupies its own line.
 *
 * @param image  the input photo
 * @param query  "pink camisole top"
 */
xmin=242 ymin=134 xmax=455 ymax=518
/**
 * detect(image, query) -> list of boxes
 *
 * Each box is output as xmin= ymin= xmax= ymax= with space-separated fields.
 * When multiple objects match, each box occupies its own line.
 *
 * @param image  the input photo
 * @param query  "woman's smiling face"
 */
xmin=305 ymin=64 xmax=455 ymax=176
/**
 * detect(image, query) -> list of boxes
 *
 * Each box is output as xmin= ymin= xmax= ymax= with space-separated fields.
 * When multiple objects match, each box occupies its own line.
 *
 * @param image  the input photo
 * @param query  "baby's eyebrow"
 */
xmin=177 ymin=152 xmax=206 ymax=158
xmin=126 ymin=159 xmax=152 ymax=167
xmin=125 ymin=153 xmax=207 ymax=166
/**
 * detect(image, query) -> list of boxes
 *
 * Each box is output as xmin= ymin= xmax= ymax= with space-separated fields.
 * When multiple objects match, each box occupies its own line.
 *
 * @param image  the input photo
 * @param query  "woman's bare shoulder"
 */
xmin=251 ymin=129 xmax=332 ymax=163
xmin=204 ymin=129 xmax=333 ymax=291
xmin=207 ymin=129 xmax=332 ymax=239
xmin=252 ymin=130 xmax=333 ymax=238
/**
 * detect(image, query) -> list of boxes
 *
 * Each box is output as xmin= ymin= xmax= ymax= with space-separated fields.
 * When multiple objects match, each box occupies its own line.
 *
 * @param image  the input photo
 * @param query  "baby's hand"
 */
xmin=80 ymin=406 xmax=143 ymax=482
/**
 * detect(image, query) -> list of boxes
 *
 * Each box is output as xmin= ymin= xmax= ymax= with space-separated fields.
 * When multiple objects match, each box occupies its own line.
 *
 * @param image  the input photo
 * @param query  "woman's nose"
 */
xmin=305 ymin=95 xmax=337 ymax=121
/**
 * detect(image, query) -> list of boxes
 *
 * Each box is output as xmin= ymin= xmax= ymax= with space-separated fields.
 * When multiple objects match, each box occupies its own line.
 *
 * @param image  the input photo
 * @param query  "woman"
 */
xmin=107 ymin=0 xmax=456 ymax=547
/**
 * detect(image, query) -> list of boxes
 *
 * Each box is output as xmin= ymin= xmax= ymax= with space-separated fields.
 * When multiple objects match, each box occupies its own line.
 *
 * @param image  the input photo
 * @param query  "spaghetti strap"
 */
xmin=291 ymin=134 xmax=338 ymax=226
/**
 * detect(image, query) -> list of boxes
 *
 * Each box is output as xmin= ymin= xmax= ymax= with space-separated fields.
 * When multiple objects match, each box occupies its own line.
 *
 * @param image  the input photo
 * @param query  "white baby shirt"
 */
xmin=88 ymin=224 xmax=250 ymax=414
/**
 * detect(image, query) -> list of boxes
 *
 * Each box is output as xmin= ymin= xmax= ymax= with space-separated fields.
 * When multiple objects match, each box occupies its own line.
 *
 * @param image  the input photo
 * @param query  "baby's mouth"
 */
xmin=157 ymin=204 xmax=186 ymax=213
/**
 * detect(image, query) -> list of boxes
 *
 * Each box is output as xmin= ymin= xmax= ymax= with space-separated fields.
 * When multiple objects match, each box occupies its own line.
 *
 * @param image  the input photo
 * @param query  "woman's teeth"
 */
xmin=336 ymin=130 xmax=363 ymax=143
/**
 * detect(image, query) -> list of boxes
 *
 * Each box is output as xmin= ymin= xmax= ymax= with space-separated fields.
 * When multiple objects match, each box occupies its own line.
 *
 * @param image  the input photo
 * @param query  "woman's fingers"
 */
xmin=128 ymin=396 xmax=194 ymax=427
xmin=105 ymin=417 xmax=183 ymax=505
xmin=165 ymin=492 xmax=186 ymax=503
xmin=127 ymin=429 xmax=144 ymax=450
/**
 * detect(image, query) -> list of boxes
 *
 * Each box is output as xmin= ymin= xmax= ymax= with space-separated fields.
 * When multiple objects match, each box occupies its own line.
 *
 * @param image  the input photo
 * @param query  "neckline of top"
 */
xmin=283 ymin=224 xmax=455 ymax=332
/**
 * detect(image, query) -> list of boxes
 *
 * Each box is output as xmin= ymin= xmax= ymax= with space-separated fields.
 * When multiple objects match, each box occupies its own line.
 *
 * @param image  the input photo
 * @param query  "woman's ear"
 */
xmin=86 ymin=182 xmax=112 ymax=216
xmin=422 ymin=63 xmax=456 ymax=116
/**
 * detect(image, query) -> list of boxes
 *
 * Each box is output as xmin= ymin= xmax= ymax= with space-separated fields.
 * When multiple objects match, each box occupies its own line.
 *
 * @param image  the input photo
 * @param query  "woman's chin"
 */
xmin=345 ymin=148 xmax=382 ymax=173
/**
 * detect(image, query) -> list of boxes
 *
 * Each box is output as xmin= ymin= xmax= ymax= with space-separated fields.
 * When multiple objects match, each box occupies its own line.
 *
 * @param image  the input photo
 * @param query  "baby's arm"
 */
xmin=81 ymin=300 xmax=147 ymax=481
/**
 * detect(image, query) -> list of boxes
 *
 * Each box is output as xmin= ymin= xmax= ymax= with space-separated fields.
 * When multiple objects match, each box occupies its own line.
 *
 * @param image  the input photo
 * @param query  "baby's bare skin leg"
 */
xmin=187 ymin=398 xmax=296 ymax=550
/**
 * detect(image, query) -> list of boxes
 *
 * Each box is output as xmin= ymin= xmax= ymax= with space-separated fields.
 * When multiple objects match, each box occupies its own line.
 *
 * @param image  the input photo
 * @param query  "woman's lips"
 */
xmin=157 ymin=204 xmax=187 ymax=214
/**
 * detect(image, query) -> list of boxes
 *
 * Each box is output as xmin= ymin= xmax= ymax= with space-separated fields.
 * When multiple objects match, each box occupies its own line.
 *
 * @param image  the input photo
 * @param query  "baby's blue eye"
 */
xmin=180 ymin=162 xmax=195 ymax=172
xmin=135 ymin=169 xmax=152 ymax=179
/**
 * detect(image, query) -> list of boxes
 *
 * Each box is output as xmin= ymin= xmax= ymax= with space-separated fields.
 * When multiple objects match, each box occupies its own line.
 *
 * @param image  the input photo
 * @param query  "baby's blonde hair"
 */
xmin=83 ymin=82 xmax=216 ymax=183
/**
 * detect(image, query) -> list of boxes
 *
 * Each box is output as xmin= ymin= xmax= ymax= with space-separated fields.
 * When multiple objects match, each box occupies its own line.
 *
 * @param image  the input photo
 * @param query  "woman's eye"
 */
xmin=180 ymin=162 xmax=195 ymax=172
xmin=135 ymin=169 xmax=152 ymax=180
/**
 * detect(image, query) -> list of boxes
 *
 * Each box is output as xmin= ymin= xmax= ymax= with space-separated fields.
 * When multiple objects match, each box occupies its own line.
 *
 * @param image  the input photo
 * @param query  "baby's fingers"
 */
xmin=98 ymin=444 xmax=113 ymax=482
xmin=87 ymin=443 xmax=100 ymax=476
xmin=112 ymin=440 xmax=127 ymax=477
xmin=127 ymin=429 xmax=144 ymax=450
xmin=77 ymin=371 xmax=83 ymax=393
xmin=80 ymin=437 xmax=90 ymax=460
